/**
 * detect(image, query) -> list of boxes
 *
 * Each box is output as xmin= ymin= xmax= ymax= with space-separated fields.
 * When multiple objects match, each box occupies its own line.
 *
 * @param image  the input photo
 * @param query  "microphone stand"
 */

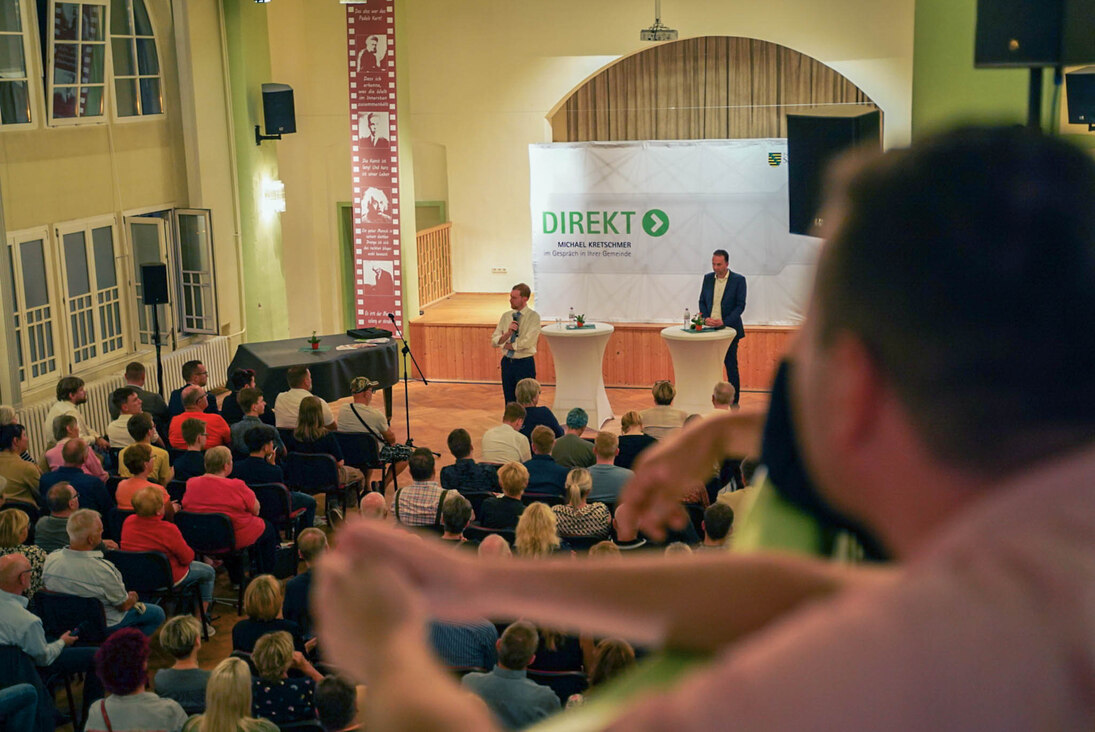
xmin=387 ymin=313 xmax=427 ymax=445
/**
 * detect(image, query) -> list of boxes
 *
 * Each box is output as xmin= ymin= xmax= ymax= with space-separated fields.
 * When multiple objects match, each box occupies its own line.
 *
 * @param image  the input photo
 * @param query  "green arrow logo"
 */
xmin=642 ymin=209 xmax=669 ymax=237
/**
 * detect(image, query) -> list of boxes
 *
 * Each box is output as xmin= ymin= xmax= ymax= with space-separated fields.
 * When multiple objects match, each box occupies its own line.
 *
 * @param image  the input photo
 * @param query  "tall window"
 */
xmin=174 ymin=210 xmax=218 ymax=334
xmin=0 ymin=0 xmax=34 ymax=126
xmin=109 ymin=0 xmax=159 ymax=117
xmin=58 ymin=219 xmax=126 ymax=365
xmin=7 ymin=229 xmax=60 ymax=386
xmin=48 ymin=0 xmax=107 ymax=122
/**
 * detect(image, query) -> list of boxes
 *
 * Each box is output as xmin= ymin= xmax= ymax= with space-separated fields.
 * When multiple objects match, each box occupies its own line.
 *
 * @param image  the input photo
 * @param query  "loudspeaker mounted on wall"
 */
xmin=140 ymin=263 xmax=170 ymax=305
xmin=1066 ymin=67 xmax=1095 ymax=127
xmin=255 ymin=83 xmax=296 ymax=145
xmin=786 ymin=106 xmax=881 ymax=237
xmin=974 ymin=0 xmax=1095 ymax=68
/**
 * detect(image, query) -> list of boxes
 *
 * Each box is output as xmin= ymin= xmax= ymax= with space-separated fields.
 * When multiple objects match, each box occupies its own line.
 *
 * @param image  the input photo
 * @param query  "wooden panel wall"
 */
xmin=550 ymin=36 xmax=876 ymax=142
xmin=407 ymin=322 xmax=796 ymax=392
xmin=416 ymin=223 xmax=453 ymax=307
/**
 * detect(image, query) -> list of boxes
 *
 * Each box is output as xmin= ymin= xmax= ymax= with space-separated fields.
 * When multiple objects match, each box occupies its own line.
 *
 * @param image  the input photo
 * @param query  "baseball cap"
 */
xmin=350 ymin=376 xmax=380 ymax=394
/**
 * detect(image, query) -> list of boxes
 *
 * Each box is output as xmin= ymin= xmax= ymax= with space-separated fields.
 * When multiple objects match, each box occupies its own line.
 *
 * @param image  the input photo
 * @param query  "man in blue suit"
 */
xmin=698 ymin=249 xmax=746 ymax=405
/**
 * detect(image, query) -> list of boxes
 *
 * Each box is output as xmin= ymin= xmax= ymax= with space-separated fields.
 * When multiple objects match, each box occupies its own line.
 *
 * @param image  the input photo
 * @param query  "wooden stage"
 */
xmin=408 ymin=293 xmax=796 ymax=393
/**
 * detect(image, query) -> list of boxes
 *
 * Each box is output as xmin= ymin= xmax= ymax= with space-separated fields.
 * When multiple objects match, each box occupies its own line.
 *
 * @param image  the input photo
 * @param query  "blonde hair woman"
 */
xmin=231 ymin=575 xmax=313 ymax=655
xmin=0 ymin=509 xmax=46 ymax=597
xmin=182 ymin=657 xmax=277 ymax=732
xmin=615 ymin=410 xmax=658 ymax=470
xmin=515 ymin=502 xmax=561 ymax=558
xmin=251 ymin=631 xmax=323 ymax=725
xmin=551 ymin=468 xmax=610 ymax=539
xmin=514 ymin=378 xmax=563 ymax=440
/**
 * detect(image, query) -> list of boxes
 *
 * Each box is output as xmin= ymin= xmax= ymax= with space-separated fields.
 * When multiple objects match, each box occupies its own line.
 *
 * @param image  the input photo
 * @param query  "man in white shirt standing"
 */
xmin=490 ymin=283 xmax=541 ymax=406
xmin=480 ymin=403 xmax=531 ymax=465
xmin=274 ymin=366 xmax=336 ymax=430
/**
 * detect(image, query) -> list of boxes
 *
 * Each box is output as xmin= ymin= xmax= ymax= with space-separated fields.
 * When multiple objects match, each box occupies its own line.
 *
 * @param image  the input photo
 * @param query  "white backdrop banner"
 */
xmin=529 ymin=140 xmax=820 ymax=325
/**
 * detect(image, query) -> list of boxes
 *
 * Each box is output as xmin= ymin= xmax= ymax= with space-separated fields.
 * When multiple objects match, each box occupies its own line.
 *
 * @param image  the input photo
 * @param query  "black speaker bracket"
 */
xmin=255 ymin=125 xmax=283 ymax=145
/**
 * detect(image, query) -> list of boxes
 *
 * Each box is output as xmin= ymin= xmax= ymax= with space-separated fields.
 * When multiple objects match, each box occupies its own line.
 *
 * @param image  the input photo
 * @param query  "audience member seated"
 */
xmin=550 ymin=408 xmax=595 ymax=469
xmin=36 ymin=482 xmax=120 ymax=553
xmin=588 ymin=541 xmax=621 ymax=559
xmin=171 ymin=418 xmax=208 ymax=483
xmin=155 ymin=616 xmax=210 ymax=714
xmin=638 ymin=380 xmax=688 ymax=440
xmin=84 ymin=628 xmax=188 ymax=732
xmin=0 ymin=406 xmax=33 ymax=463
xmin=461 ymin=621 xmax=560 ymax=728
xmin=42 ymin=509 xmax=166 ymax=636
xmin=392 ymin=448 xmax=446 ymax=528
xmin=231 ymin=424 xmax=317 ymax=533
xmin=315 ymin=675 xmax=362 ymax=732
xmin=477 ymin=534 xmax=512 ymax=559
xmin=337 ymin=376 xmax=408 ymax=487
xmin=274 ymin=366 xmax=335 ymax=430
xmin=106 ymin=387 xmax=144 ymax=448
xmin=251 ymin=630 xmax=323 ymax=725
xmin=614 ymin=411 xmax=658 ymax=470
xmin=232 ymin=574 xmax=310 ymax=655
xmin=182 ymin=657 xmax=278 ymax=732
xmin=567 ymin=638 xmax=636 ymax=707
xmin=115 ymin=445 xmax=175 ymax=518
xmin=119 ymin=413 xmax=173 ymax=486
xmin=552 ymin=468 xmax=610 ymax=540
xmin=479 ymin=462 xmax=527 ymax=530
xmin=523 ymin=426 xmax=569 ymax=498
xmin=528 ymin=626 xmax=584 ymax=674
xmin=167 ymin=360 xmax=220 ymax=418
xmin=230 ymin=388 xmax=285 ymax=456
xmin=700 ymin=502 xmax=734 ymax=551
xmin=43 ymin=415 xmax=109 ymax=481
xmin=665 ymin=542 xmax=693 ymax=557
xmin=429 ymin=617 xmax=498 ymax=670
xmin=439 ymin=428 xmax=496 ymax=494
xmin=716 ymin=456 xmax=759 ymax=521
xmin=290 ymin=397 xmax=366 ymax=493
xmin=515 ymin=378 xmax=563 ymax=442
xmin=0 ymin=424 xmax=42 ymax=507
xmin=0 ymin=510 xmax=47 ymax=597
xmin=282 ymin=528 xmax=326 ymax=637
xmin=611 ymin=499 xmax=699 ymax=551
xmin=180 ymin=447 xmax=278 ymax=574
xmin=43 ymin=376 xmax=109 ymax=451
xmin=110 ymin=362 xmax=170 ymax=438
xmin=587 ymin=432 xmax=634 ymax=505
xmin=359 ymin=492 xmax=389 ymax=521
xmin=515 ymin=502 xmax=561 ymax=558
xmin=169 ymin=387 xmax=231 ymax=449
xmin=0 ymin=553 xmax=101 ymax=722
xmin=121 ymin=486 xmax=214 ymax=625
xmin=711 ymin=380 xmax=736 ymax=412
xmin=440 ymin=493 xmax=474 ymax=547
xmin=40 ymin=438 xmax=113 ymax=515
xmin=480 ymin=402 xmax=531 ymax=464
xmin=220 ymin=368 xmax=259 ymax=426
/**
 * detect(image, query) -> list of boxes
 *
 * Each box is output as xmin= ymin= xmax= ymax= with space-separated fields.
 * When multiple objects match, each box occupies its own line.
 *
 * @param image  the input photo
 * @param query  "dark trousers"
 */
xmin=501 ymin=356 xmax=536 ymax=405
xmin=724 ymin=337 xmax=741 ymax=405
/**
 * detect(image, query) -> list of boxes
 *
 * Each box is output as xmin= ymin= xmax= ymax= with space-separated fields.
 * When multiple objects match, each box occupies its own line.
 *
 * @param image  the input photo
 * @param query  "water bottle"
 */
xmin=683 ymin=308 xmax=690 ymax=328
xmin=569 ymin=306 xmax=575 ymax=323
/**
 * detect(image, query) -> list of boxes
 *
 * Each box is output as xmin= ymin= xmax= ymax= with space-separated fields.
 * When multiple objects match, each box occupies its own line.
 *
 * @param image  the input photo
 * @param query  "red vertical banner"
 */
xmin=346 ymin=2 xmax=400 ymax=329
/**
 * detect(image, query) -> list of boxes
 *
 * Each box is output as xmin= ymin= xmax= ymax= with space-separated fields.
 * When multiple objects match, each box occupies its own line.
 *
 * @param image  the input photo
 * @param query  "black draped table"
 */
xmin=227 ymin=333 xmax=399 ymax=418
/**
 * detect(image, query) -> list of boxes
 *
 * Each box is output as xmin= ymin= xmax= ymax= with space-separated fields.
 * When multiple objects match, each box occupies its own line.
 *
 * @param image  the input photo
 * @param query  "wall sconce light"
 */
xmin=262 ymin=179 xmax=286 ymax=215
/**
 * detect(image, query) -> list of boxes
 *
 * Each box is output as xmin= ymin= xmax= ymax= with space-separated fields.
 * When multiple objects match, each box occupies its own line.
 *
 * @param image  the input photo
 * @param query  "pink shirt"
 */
xmin=43 ymin=438 xmax=108 ymax=482
xmin=610 ymin=445 xmax=1095 ymax=731
xmin=180 ymin=474 xmax=265 ymax=548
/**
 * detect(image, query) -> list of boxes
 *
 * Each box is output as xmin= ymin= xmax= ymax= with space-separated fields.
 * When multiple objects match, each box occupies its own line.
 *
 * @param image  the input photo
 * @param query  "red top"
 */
xmin=115 ymin=479 xmax=170 ymax=510
xmin=180 ymin=474 xmax=265 ymax=548
xmin=120 ymin=514 xmax=195 ymax=584
xmin=168 ymin=411 xmax=232 ymax=449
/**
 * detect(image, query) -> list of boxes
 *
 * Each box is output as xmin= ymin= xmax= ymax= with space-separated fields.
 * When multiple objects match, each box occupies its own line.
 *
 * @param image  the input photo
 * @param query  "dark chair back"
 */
xmin=0 ymin=646 xmax=54 ymax=732
xmin=522 ymin=492 xmax=563 ymax=507
xmin=175 ymin=511 xmax=237 ymax=554
xmin=682 ymin=503 xmax=706 ymax=537
xmin=460 ymin=491 xmax=495 ymax=518
xmin=166 ymin=479 xmax=188 ymax=503
xmin=104 ymin=447 xmax=122 ymax=474
xmin=103 ymin=549 xmax=173 ymax=594
xmin=30 ymin=590 xmax=107 ymax=645
xmin=106 ymin=507 xmax=135 ymax=542
xmin=333 ymin=431 xmax=381 ymax=470
xmin=277 ymin=720 xmax=325 ymax=732
xmin=105 ymin=475 xmax=124 ymax=500
xmin=558 ymin=534 xmax=608 ymax=551
xmin=463 ymin=522 xmax=516 ymax=546
xmin=252 ymin=483 xmax=295 ymax=529
xmin=277 ymin=428 xmax=295 ymax=448
xmin=526 ymin=669 xmax=589 ymax=705
xmin=283 ymin=453 xmax=339 ymax=495
xmin=167 ymin=448 xmax=190 ymax=466
xmin=230 ymin=650 xmax=258 ymax=675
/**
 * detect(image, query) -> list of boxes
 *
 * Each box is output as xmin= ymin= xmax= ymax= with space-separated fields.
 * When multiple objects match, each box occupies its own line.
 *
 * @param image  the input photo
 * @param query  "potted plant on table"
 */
xmin=308 ymin=331 xmax=322 ymax=350
xmin=690 ymin=313 xmax=706 ymax=330
xmin=574 ymin=313 xmax=586 ymax=327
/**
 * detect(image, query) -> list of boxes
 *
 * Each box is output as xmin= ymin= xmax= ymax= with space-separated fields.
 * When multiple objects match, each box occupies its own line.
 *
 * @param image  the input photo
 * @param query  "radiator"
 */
xmin=20 ymin=336 xmax=231 ymax=459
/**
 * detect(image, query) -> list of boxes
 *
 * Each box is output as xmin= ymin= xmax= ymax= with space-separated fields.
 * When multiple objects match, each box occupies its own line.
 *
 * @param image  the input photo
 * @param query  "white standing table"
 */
xmin=659 ymin=326 xmax=737 ymax=416
xmin=541 ymin=322 xmax=615 ymax=428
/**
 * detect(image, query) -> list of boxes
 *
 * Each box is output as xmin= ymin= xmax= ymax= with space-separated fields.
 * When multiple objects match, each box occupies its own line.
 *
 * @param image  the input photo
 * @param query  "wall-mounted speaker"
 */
xmin=140 ymin=263 xmax=169 ymax=305
xmin=1066 ymin=66 xmax=1095 ymax=124
xmin=262 ymin=83 xmax=296 ymax=135
xmin=974 ymin=0 xmax=1095 ymax=67
xmin=786 ymin=106 xmax=881 ymax=236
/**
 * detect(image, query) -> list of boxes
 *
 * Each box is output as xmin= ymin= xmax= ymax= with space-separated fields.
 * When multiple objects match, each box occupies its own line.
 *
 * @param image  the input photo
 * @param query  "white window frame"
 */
xmin=122 ymin=210 xmax=176 ymax=346
xmin=46 ymin=0 xmax=110 ymax=126
xmin=173 ymin=208 xmax=218 ymax=335
xmin=6 ymin=226 xmax=63 ymax=389
xmin=0 ymin=0 xmax=44 ymax=129
xmin=108 ymin=0 xmax=162 ymax=121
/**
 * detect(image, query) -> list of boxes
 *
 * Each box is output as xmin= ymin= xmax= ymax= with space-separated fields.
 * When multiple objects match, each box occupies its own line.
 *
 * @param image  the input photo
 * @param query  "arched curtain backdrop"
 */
xmin=549 ymin=36 xmax=878 ymax=142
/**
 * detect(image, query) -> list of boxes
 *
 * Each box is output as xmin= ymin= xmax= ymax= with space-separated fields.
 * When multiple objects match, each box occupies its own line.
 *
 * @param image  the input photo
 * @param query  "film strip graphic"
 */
xmin=347 ymin=2 xmax=400 ymax=328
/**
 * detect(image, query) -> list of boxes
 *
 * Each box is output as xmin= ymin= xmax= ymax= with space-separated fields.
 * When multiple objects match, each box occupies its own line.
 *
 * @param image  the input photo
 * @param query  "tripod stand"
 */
xmin=387 ymin=313 xmax=427 ymax=445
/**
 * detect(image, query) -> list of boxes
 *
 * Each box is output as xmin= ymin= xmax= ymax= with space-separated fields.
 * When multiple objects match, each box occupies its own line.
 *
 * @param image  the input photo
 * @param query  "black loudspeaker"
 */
xmin=974 ymin=0 xmax=1095 ymax=67
xmin=1066 ymin=66 xmax=1095 ymax=124
xmin=140 ymin=263 xmax=169 ymax=305
xmin=786 ymin=106 xmax=881 ymax=236
xmin=261 ymin=83 xmax=296 ymax=135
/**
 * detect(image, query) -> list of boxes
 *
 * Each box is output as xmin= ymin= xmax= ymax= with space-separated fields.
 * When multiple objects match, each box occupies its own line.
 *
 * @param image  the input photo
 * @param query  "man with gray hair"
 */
xmin=711 ymin=381 xmax=736 ymax=411
xmin=42 ymin=509 xmax=165 ymax=636
xmin=34 ymin=482 xmax=118 ymax=553
xmin=39 ymin=438 xmax=114 ymax=515
xmin=167 ymin=386 xmax=231 ymax=449
xmin=550 ymin=408 xmax=595 ymax=469
xmin=461 ymin=621 xmax=559 ymax=728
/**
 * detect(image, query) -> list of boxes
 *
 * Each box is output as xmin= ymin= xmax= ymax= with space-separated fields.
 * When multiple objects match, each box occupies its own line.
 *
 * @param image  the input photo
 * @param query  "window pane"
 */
xmin=0 ymin=34 xmax=25 ymax=78
xmin=63 ymin=232 xmax=90 ymax=296
xmin=54 ymin=44 xmax=77 ymax=84
xmin=0 ymin=0 xmax=22 ymax=33
xmin=130 ymin=222 xmax=161 ymax=265
xmin=7 ymin=248 xmax=18 ymax=312
xmin=53 ymin=86 xmax=76 ymax=117
xmin=109 ymin=0 xmax=128 ymax=35
xmin=114 ymin=77 xmax=136 ymax=116
xmin=91 ymin=226 xmax=115 ymax=288
xmin=79 ymin=84 xmax=102 ymax=116
xmin=111 ymin=36 xmax=132 ymax=76
xmin=80 ymin=43 xmax=102 ymax=83
xmin=132 ymin=0 xmax=151 ymax=35
xmin=19 ymin=239 xmax=49 ymax=308
xmin=178 ymin=214 xmax=209 ymax=271
xmin=81 ymin=4 xmax=103 ymax=41
xmin=0 ymin=81 xmax=29 ymax=124
xmin=138 ymin=76 xmax=159 ymax=114
xmin=54 ymin=3 xmax=78 ymax=40
xmin=135 ymin=37 xmax=156 ymax=74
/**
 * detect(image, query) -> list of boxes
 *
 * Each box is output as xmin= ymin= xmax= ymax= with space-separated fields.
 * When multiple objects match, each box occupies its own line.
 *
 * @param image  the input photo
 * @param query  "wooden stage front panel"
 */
xmin=408 ymin=294 xmax=796 ymax=391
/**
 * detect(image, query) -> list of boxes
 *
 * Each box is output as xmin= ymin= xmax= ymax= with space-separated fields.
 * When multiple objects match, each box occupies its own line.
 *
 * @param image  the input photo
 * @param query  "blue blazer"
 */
xmin=698 ymin=271 xmax=747 ymax=340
